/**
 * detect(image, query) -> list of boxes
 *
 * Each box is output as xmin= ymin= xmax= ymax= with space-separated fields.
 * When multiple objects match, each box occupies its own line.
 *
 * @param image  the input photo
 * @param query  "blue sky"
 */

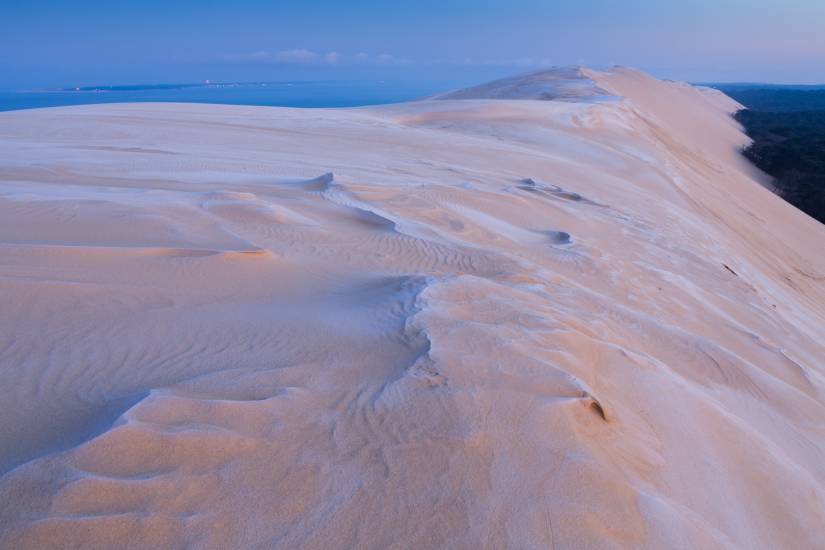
xmin=2 ymin=0 xmax=825 ymax=87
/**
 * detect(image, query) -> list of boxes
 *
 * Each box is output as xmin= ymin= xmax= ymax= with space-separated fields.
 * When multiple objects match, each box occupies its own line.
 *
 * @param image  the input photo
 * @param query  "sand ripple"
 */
xmin=1 ymin=67 xmax=824 ymax=548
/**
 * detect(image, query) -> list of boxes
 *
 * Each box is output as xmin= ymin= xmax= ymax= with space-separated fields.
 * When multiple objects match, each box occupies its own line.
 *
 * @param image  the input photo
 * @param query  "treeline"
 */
xmin=717 ymin=86 xmax=825 ymax=225
xmin=723 ymin=88 xmax=825 ymax=112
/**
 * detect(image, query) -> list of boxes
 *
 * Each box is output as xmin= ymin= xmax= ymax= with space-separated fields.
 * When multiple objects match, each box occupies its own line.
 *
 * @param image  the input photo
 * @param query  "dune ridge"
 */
xmin=0 ymin=67 xmax=824 ymax=549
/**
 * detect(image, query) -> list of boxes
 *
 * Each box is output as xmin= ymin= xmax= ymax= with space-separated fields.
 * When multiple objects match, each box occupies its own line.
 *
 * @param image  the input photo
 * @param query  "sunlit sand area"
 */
xmin=1 ymin=67 xmax=824 ymax=548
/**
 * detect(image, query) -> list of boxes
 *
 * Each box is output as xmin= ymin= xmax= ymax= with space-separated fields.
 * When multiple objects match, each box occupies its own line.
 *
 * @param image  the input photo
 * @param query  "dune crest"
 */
xmin=432 ymin=65 xmax=613 ymax=102
xmin=1 ymin=67 xmax=824 ymax=549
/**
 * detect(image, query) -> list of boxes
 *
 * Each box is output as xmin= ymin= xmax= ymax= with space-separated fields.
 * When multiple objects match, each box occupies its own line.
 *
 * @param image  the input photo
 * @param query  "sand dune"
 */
xmin=0 ymin=67 xmax=824 ymax=549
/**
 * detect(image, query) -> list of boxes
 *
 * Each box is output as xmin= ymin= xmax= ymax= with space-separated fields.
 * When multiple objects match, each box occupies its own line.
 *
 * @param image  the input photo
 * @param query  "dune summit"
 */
xmin=0 ymin=67 xmax=824 ymax=549
xmin=432 ymin=65 xmax=613 ymax=101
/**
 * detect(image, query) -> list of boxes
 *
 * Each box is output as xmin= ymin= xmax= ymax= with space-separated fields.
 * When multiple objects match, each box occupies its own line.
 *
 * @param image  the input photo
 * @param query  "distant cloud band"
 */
xmin=218 ymin=50 xmax=402 ymax=66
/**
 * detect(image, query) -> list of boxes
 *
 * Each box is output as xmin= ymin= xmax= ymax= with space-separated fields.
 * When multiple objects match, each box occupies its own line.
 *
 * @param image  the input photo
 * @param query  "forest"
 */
xmin=715 ymin=85 xmax=825 ymax=224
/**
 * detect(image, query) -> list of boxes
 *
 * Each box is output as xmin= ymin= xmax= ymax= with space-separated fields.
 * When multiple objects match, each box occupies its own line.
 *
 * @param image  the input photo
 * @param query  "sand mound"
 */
xmin=1 ymin=67 xmax=824 ymax=549
xmin=433 ymin=66 xmax=614 ymax=102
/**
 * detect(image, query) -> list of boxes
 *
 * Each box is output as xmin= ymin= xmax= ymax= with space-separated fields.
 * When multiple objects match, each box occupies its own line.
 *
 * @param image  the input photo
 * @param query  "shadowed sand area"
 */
xmin=0 ymin=67 xmax=824 ymax=549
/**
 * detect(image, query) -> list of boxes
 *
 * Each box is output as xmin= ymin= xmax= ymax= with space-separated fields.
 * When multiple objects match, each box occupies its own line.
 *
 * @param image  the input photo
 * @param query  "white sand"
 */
xmin=0 ymin=67 xmax=824 ymax=549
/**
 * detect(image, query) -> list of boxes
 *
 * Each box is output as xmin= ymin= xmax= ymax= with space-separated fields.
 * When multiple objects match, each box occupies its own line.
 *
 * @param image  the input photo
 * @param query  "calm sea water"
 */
xmin=0 ymin=80 xmax=452 ymax=112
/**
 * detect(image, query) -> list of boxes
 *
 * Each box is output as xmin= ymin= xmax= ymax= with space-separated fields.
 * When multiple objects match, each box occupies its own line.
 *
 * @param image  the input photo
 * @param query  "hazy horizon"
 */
xmin=3 ymin=0 xmax=825 ymax=89
xmin=5 ymin=69 xmax=825 ymax=94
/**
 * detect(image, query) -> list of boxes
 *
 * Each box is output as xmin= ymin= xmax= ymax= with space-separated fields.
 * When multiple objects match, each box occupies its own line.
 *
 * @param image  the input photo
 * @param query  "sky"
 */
xmin=2 ymin=0 xmax=825 ymax=88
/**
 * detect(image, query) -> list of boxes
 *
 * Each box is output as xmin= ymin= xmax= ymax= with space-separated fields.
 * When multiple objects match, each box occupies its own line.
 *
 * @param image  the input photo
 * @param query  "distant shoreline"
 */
xmin=0 ymin=79 xmax=452 ymax=112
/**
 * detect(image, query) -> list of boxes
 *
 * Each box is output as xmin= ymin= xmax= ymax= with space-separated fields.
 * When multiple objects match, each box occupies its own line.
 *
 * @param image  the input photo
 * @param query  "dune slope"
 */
xmin=0 ymin=67 xmax=824 ymax=549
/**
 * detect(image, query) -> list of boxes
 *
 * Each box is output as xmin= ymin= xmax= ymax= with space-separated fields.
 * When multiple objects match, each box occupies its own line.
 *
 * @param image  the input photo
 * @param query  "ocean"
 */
xmin=0 ymin=80 xmax=452 ymax=112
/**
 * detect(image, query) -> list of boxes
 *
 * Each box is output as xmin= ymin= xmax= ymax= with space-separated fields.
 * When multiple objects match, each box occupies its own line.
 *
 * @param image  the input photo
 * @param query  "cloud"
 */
xmin=459 ymin=57 xmax=556 ymax=68
xmin=275 ymin=49 xmax=320 ymax=64
xmin=218 ymin=51 xmax=274 ymax=63
xmin=219 ymin=50 xmax=405 ymax=66
xmin=219 ymin=49 xmax=326 ymax=65
xmin=221 ymin=50 xmax=551 ymax=70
